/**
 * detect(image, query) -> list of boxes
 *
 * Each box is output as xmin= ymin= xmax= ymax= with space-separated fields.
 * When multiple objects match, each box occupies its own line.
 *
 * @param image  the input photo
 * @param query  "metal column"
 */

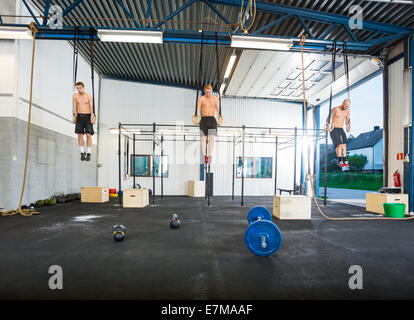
xmin=118 ymin=122 xmax=122 ymax=205
xmin=324 ymin=130 xmax=328 ymax=206
xmin=409 ymin=36 xmax=414 ymax=213
xmin=383 ymin=54 xmax=389 ymax=188
xmin=300 ymin=109 xmax=305 ymax=195
xmin=232 ymin=135 xmax=235 ymax=200
xmin=314 ymin=106 xmax=320 ymax=198
xmin=274 ymin=136 xmax=278 ymax=195
xmin=152 ymin=123 xmax=156 ymax=206
xmin=205 ymin=138 xmax=208 ymax=201
xmin=241 ymin=125 xmax=245 ymax=207
xmin=161 ymin=135 xmax=164 ymax=200
xmin=133 ymin=133 xmax=136 ymax=188
xmin=293 ymin=127 xmax=297 ymax=194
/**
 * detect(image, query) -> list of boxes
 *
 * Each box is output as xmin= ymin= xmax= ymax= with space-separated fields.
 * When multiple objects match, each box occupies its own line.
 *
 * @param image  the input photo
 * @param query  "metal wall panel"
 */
xmin=388 ymin=58 xmax=406 ymax=186
xmin=98 ymin=78 xmax=303 ymax=195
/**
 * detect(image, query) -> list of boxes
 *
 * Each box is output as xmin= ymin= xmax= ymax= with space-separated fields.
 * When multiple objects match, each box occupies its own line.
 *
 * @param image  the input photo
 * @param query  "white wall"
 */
xmin=1 ymin=0 xmax=100 ymax=141
xmin=98 ymin=78 xmax=304 ymax=195
xmin=0 ymin=1 xmax=99 ymax=210
xmin=387 ymin=41 xmax=411 ymax=187
xmin=0 ymin=39 xmax=16 ymax=116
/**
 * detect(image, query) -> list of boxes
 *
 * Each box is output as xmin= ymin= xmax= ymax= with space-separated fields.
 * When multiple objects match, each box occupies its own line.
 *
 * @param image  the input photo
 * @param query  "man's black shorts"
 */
xmin=330 ymin=127 xmax=347 ymax=147
xmin=75 ymin=114 xmax=94 ymax=135
xmin=199 ymin=116 xmax=217 ymax=136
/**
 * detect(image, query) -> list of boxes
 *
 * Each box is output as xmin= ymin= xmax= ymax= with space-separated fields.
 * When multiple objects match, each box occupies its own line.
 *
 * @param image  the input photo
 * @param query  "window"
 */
xmin=287 ymin=70 xmax=301 ymax=80
xmin=278 ymin=80 xmax=291 ymax=89
xmin=304 ymin=72 xmax=315 ymax=81
xmin=324 ymin=61 xmax=343 ymax=72
xmin=291 ymin=90 xmax=303 ymax=97
xmin=236 ymin=157 xmax=273 ymax=179
xmin=296 ymin=59 xmax=314 ymax=70
xmin=290 ymin=82 xmax=302 ymax=90
xmin=131 ymin=155 xmax=168 ymax=177
xmin=310 ymin=60 xmax=328 ymax=71
xmin=271 ymin=89 xmax=283 ymax=96
xmin=312 ymin=73 xmax=328 ymax=82
xmin=282 ymin=89 xmax=294 ymax=96
xmin=305 ymin=82 xmax=314 ymax=90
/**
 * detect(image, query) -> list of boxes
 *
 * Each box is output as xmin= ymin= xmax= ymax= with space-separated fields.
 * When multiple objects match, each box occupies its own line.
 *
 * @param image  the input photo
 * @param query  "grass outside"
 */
xmin=319 ymin=172 xmax=383 ymax=191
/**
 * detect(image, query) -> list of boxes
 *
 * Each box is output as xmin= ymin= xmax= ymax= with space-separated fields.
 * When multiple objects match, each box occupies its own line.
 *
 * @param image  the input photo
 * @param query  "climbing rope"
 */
xmin=2 ymin=22 xmax=40 ymax=217
xmin=299 ymin=35 xmax=414 ymax=221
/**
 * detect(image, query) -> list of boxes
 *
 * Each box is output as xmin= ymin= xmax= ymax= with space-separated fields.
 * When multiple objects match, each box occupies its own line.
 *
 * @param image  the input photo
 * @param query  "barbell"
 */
xmin=245 ymin=206 xmax=282 ymax=257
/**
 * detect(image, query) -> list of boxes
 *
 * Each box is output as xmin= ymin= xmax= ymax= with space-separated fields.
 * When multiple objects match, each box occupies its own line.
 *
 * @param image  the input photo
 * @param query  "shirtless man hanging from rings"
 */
xmin=193 ymin=84 xmax=221 ymax=164
xmin=73 ymin=82 xmax=95 ymax=161
xmin=326 ymin=99 xmax=351 ymax=168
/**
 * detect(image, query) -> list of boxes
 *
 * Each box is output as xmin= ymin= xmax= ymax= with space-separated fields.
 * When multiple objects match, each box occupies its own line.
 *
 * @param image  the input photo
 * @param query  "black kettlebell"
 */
xmin=112 ymin=225 xmax=126 ymax=241
xmin=170 ymin=214 xmax=181 ymax=229
xmin=135 ymin=184 xmax=141 ymax=189
xmin=148 ymin=189 xmax=153 ymax=196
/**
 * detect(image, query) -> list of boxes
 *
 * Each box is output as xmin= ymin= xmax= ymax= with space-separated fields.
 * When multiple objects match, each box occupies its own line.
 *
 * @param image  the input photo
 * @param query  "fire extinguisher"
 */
xmin=393 ymin=170 xmax=401 ymax=187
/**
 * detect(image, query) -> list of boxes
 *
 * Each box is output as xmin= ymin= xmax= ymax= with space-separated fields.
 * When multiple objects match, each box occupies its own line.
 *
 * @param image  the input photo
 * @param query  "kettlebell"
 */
xmin=170 ymin=214 xmax=181 ymax=229
xmin=112 ymin=225 xmax=126 ymax=241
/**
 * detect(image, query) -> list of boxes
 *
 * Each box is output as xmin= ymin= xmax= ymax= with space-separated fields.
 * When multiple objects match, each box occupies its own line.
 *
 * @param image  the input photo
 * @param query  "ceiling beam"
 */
xmin=208 ymin=0 xmax=413 ymax=35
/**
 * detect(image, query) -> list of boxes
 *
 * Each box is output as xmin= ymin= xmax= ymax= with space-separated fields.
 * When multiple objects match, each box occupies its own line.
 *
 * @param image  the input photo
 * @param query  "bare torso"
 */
xmin=331 ymin=106 xmax=350 ymax=128
xmin=200 ymin=95 xmax=219 ymax=117
xmin=73 ymin=93 xmax=92 ymax=114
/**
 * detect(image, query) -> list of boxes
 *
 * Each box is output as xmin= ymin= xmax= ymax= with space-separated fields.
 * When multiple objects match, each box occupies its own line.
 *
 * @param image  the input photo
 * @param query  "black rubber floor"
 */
xmin=1 ymin=196 xmax=414 ymax=300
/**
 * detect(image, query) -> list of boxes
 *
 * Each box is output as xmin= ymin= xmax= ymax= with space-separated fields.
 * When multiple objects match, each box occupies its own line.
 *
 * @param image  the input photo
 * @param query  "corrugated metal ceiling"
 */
xmin=29 ymin=0 xmax=414 ymax=89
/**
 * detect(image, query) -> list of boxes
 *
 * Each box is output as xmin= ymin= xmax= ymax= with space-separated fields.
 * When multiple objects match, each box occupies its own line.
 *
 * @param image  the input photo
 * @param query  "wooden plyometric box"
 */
xmin=123 ymin=188 xmax=149 ymax=208
xmin=273 ymin=195 xmax=312 ymax=220
xmin=366 ymin=193 xmax=409 ymax=215
xmin=188 ymin=180 xmax=205 ymax=197
xmin=81 ymin=187 xmax=109 ymax=203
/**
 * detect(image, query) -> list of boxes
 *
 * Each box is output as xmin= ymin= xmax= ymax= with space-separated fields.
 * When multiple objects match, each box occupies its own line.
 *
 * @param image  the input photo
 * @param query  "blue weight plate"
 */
xmin=247 ymin=206 xmax=272 ymax=224
xmin=244 ymin=220 xmax=282 ymax=256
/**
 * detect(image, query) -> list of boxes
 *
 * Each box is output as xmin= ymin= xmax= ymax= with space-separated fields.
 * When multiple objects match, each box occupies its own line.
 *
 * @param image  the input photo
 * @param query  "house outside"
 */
xmin=347 ymin=126 xmax=383 ymax=172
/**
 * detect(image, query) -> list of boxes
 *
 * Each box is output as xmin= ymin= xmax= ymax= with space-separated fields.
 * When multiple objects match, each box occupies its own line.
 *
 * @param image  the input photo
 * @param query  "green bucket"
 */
xmin=383 ymin=203 xmax=406 ymax=218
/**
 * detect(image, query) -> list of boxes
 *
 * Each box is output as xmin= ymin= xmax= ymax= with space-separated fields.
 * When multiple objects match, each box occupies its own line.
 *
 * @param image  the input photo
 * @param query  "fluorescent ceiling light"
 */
xmin=231 ymin=35 xmax=293 ymax=51
xmin=0 ymin=26 xmax=33 ymax=40
xmin=220 ymin=83 xmax=226 ymax=95
xmin=224 ymin=53 xmax=237 ymax=78
xmin=110 ymin=128 xmax=141 ymax=134
xmin=97 ymin=29 xmax=163 ymax=43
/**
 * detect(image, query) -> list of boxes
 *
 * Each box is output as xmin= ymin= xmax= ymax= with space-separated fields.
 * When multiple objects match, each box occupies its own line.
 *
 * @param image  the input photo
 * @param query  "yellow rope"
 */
xmin=299 ymin=35 xmax=414 ymax=221
xmin=1 ymin=22 xmax=40 ymax=217
xmin=240 ymin=0 xmax=256 ymax=34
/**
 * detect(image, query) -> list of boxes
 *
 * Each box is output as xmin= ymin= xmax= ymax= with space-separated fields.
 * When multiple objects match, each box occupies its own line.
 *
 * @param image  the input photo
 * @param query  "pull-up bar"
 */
xmin=117 ymin=122 xmax=323 ymax=207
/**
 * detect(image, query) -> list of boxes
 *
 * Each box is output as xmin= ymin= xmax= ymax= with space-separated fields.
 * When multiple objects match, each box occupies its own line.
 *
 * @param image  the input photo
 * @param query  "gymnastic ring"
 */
xmin=192 ymin=115 xmax=200 ymax=125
